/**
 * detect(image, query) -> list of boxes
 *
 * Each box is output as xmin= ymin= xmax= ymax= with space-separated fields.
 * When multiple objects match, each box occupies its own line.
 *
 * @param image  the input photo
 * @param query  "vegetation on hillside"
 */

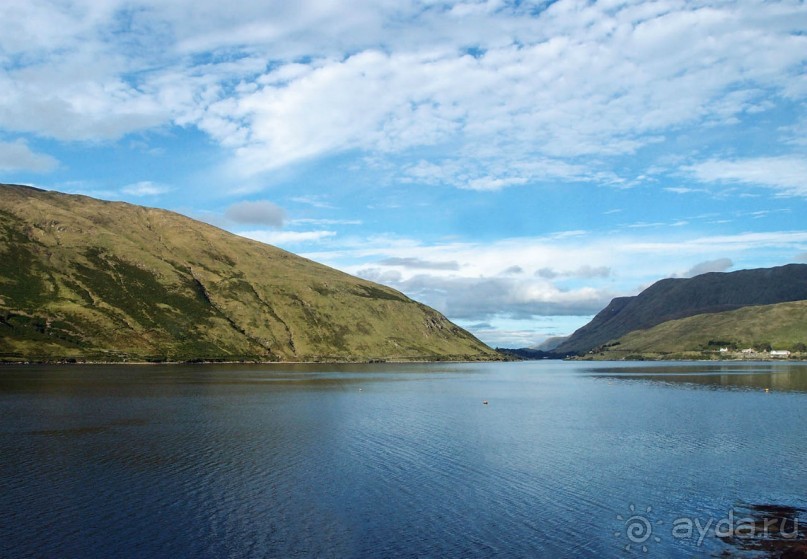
xmin=0 ymin=184 xmax=496 ymax=363
xmin=555 ymin=264 xmax=807 ymax=356
xmin=584 ymin=300 xmax=807 ymax=361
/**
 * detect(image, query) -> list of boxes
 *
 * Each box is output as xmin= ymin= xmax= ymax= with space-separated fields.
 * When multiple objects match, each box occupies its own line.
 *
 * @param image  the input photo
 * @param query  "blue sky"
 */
xmin=2 ymin=0 xmax=807 ymax=347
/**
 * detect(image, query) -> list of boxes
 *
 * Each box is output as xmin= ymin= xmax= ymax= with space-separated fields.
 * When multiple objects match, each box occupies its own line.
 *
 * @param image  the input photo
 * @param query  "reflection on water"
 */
xmin=0 ymin=362 xmax=475 ymax=392
xmin=588 ymin=361 xmax=807 ymax=393
xmin=1 ymin=361 xmax=806 ymax=558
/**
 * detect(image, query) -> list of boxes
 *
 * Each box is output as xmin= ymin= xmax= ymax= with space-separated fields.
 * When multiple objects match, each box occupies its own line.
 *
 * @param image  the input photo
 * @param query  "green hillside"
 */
xmin=0 ymin=184 xmax=497 ymax=363
xmin=555 ymin=263 xmax=807 ymax=356
xmin=590 ymin=300 xmax=807 ymax=360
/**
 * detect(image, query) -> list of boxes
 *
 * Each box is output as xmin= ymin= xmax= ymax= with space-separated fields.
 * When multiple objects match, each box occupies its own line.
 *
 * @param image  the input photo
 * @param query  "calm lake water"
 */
xmin=1 ymin=361 xmax=806 ymax=558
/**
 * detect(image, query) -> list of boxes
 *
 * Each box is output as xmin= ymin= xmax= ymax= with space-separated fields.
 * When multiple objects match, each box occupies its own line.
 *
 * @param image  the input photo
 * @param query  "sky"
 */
xmin=2 ymin=0 xmax=807 ymax=348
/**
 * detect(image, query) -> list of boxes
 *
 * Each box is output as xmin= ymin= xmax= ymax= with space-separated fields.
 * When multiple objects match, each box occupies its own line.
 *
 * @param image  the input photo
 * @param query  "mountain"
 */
xmin=532 ymin=336 xmax=568 ymax=352
xmin=555 ymin=264 xmax=807 ymax=356
xmin=497 ymin=336 xmax=568 ymax=361
xmin=0 ymin=184 xmax=496 ymax=363
xmin=593 ymin=300 xmax=807 ymax=359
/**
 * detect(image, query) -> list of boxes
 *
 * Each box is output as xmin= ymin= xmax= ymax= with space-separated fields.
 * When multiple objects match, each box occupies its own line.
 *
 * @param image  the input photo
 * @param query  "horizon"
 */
xmin=2 ymin=1 xmax=806 ymax=347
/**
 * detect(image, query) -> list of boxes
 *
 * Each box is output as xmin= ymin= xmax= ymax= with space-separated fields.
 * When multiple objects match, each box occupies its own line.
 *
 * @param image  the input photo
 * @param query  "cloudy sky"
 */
xmin=2 ymin=0 xmax=807 ymax=347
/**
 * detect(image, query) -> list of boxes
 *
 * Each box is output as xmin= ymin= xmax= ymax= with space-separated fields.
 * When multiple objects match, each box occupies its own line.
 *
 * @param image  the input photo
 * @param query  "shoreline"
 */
xmin=5 ymin=356 xmax=807 ymax=366
xmin=0 ymin=355 xmax=509 ymax=366
xmin=570 ymin=356 xmax=807 ymax=363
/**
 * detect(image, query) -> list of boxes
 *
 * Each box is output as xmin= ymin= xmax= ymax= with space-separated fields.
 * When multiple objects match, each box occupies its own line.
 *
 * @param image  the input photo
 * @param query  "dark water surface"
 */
xmin=1 ymin=361 xmax=805 ymax=558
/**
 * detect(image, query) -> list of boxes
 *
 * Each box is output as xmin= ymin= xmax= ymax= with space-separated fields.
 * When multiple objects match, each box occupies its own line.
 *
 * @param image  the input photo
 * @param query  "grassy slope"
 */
xmin=0 ymin=184 xmax=496 ymax=362
xmin=592 ymin=300 xmax=807 ymax=359
xmin=555 ymin=264 xmax=807 ymax=355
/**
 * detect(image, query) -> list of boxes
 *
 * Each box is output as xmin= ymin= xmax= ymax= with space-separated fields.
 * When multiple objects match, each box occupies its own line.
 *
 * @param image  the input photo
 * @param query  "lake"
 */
xmin=1 ymin=361 xmax=805 ymax=558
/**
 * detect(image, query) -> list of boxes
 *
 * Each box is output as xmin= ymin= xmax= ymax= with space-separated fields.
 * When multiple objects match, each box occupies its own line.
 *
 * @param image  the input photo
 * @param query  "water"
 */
xmin=1 ymin=361 xmax=805 ymax=558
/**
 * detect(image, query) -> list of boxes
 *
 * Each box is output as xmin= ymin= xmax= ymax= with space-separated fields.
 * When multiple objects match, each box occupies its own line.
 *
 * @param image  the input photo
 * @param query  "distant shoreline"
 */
xmin=570 ymin=354 xmax=807 ymax=363
xmin=0 ymin=356 xmax=509 ymax=366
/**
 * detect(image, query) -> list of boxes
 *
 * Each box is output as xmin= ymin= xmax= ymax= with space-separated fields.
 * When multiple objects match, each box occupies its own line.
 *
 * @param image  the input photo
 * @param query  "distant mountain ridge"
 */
xmin=555 ymin=264 xmax=807 ymax=355
xmin=594 ymin=300 xmax=807 ymax=359
xmin=0 ymin=184 xmax=496 ymax=363
xmin=532 ymin=336 xmax=568 ymax=351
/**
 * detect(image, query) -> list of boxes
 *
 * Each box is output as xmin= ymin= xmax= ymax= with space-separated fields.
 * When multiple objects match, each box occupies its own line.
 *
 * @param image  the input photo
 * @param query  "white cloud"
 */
xmin=460 ymin=311 xmax=593 ymax=348
xmin=401 ymin=153 xmax=616 ymax=191
xmin=665 ymin=186 xmax=707 ymax=194
xmin=288 ymin=218 xmax=362 ymax=226
xmin=685 ymin=156 xmax=807 ymax=197
xmin=204 ymin=1 xmax=806 ymax=182
xmin=289 ymin=195 xmax=335 ymax=209
xmin=3 ymin=1 xmax=802 ymax=188
xmin=460 ymin=325 xmax=561 ymax=350
xmin=463 ymin=176 xmax=529 ymax=192
xmin=623 ymin=231 xmax=807 ymax=257
xmin=0 ymin=1 xmax=118 ymax=58
xmin=0 ymin=59 xmax=171 ymax=141
xmin=301 ymin=228 xmax=807 ymax=328
xmin=0 ymin=139 xmax=58 ymax=172
xmin=239 ymin=229 xmax=336 ymax=246
xmin=536 ymin=265 xmax=611 ymax=280
xmin=358 ymin=268 xmax=614 ymax=319
xmin=782 ymin=116 xmax=807 ymax=147
xmin=121 ymin=181 xmax=171 ymax=197
xmin=378 ymin=257 xmax=460 ymax=271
